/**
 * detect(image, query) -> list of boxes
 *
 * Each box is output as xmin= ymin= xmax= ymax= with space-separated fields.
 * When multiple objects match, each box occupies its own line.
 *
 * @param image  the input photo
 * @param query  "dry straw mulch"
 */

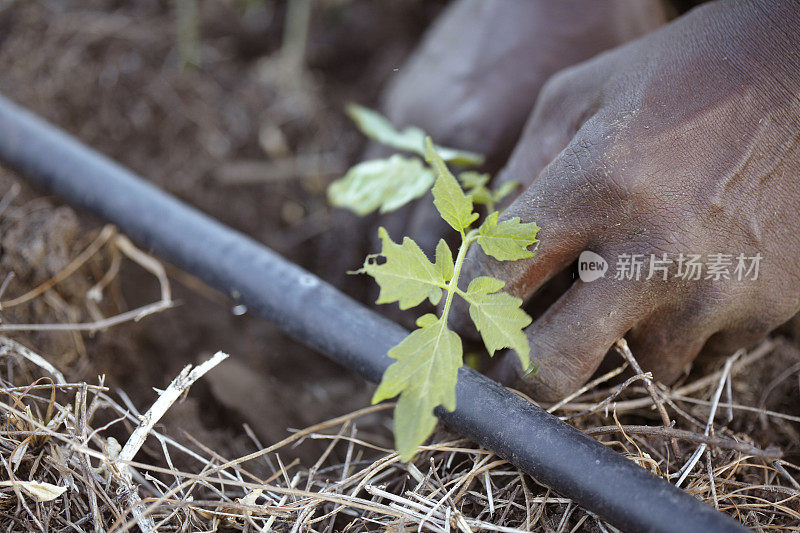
xmin=0 ymin=333 xmax=798 ymax=532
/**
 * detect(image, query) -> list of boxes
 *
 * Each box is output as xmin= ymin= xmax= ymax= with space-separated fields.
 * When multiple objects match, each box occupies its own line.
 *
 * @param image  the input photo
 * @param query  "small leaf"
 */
xmin=436 ymin=146 xmax=485 ymax=168
xmin=426 ymin=138 xmax=478 ymax=232
xmin=435 ymin=239 xmax=454 ymax=282
xmin=327 ymin=155 xmax=434 ymax=216
xmin=0 ymin=480 xmax=67 ymax=502
xmin=362 ymin=227 xmax=446 ymax=309
xmin=492 ymin=180 xmax=520 ymax=204
xmin=464 ymin=276 xmax=531 ymax=370
xmin=372 ymin=317 xmax=462 ymax=460
xmin=347 ymin=104 xmax=484 ymax=166
xmin=347 ymin=103 xmax=425 ymax=155
xmin=462 ymin=176 xmax=520 ymax=209
xmin=458 ymin=171 xmax=490 ymax=190
xmin=477 ymin=211 xmax=540 ymax=261
xmin=466 ymin=276 xmax=505 ymax=294
xmin=416 ymin=313 xmax=439 ymax=328
xmin=466 ymin=185 xmax=494 ymax=206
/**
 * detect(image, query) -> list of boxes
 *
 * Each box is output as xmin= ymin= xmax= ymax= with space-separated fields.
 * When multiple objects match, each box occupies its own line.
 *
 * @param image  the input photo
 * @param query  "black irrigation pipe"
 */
xmin=0 ymin=94 xmax=745 ymax=533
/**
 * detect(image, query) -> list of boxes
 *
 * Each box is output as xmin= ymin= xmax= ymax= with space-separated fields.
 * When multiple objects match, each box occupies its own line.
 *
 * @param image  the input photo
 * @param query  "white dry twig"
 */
xmin=118 ymin=351 xmax=229 ymax=466
xmin=115 ymin=351 xmax=229 ymax=532
xmin=674 ymin=350 xmax=742 ymax=487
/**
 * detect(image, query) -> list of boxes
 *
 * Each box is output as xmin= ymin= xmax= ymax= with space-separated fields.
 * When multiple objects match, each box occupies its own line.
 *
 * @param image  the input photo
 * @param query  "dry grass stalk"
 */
xmin=0 ymin=226 xmax=173 ymax=333
xmin=0 ymin=336 xmax=796 ymax=532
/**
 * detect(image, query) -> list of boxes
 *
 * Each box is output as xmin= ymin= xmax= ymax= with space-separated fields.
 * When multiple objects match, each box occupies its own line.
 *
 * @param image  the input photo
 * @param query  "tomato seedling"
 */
xmin=329 ymin=106 xmax=539 ymax=460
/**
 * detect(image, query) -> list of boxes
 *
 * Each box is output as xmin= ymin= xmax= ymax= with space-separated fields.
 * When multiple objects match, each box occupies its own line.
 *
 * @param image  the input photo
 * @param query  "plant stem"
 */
xmin=282 ymin=0 xmax=312 ymax=72
xmin=441 ymin=229 xmax=478 ymax=323
xmin=176 ymin=0 xmax=200 ymax=69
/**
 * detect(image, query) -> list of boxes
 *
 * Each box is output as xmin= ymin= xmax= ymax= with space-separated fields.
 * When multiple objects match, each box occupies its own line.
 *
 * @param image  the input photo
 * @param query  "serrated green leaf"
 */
xmin=362 ymin=227 xmax=448 ymax=309
xmin=477 ymin=211 xmax=540 ymax=261
xmin=435 ymin=239 xmax=454 ymax=282
xmin=347 ymin=104 xmax=484 ymax=166
xmin=464 ymin=276 xmax=531 ymax=370
xmin=327 ymin=155 xmax=434 ymax=216
xmin=372 ymin=317 xmax=462 ymax=460
xmin=425 ymin=138 xmax=478 ymax=232
xmin=492 ymin=180 xmax=520 ymax=204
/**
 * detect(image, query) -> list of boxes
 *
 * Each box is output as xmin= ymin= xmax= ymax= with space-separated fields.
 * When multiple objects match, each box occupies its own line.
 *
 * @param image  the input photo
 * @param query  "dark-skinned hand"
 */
xmin=325 ymin=0 xmax=667 ymax=289
xmin=451 ymin=0 xmax=800 ymax=400
xmin=374 ymin=0 xmax=668 ymax=254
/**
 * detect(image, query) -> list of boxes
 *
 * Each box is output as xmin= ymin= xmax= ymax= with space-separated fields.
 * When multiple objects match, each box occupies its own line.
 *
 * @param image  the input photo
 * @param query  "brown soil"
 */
xmin=0 ymin=2 xmax=797 ymax=531
xmin=0 ymin=0 xmax=442 ymax=463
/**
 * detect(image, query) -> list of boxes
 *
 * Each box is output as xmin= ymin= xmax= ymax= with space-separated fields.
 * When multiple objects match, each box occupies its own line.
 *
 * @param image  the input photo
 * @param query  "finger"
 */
xmin=630 ymin=287 xmax=785 ymax=382
xmin=491 ymin=62 xmax=608 ymax=199
xmin=511 ymin=276 xmax=652 ymax=401
xmin=629 ymin=326 xmax=767 ymax=388
xmin=626 ymin=310 xmax=713 ymax=385
xmin=402 ymin=69 xmax=605 ymax=271
xmin=382 ymin=0 xmax=557 ymax=166
xmin=702 ymin=326 xmax=773 ymax=360
xmin=461 ymin=127 xmax=618 ymax=305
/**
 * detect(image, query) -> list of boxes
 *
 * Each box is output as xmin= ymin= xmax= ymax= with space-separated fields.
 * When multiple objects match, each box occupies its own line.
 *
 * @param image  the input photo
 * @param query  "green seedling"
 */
xmin=458 ymin=171 xmax=519 ymax=215
xmin=329 ymin=107 xmax=539 ymax=460
xmin=328 ymin=104 xmax=517 ymax=216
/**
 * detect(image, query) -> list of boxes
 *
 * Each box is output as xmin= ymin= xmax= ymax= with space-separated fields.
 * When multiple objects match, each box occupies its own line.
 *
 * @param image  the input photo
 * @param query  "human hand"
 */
xmin=452 ymin=0 xmax=800 ymax=400
xmin=327 ymin=0 xmax=666 ymax=290
xmin=373 ymin=0 xmax=668 ymax=253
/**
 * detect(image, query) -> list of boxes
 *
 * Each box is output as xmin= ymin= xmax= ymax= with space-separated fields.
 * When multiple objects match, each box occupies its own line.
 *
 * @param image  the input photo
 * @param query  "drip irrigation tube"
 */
xmin=0 ymin=94 xmax=745 ymax=532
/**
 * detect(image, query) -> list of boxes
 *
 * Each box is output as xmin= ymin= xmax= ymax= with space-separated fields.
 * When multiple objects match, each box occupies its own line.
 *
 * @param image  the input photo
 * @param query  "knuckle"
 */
xmin=537 ymin=72 xmax=571 ymax=109
xmin=538 ymin=66 xmax=584 ymax=108
xmin=532 ymin=68 xmax=588 ymax=130
xmin=543 ymin=135 xmax=628 ymax=220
